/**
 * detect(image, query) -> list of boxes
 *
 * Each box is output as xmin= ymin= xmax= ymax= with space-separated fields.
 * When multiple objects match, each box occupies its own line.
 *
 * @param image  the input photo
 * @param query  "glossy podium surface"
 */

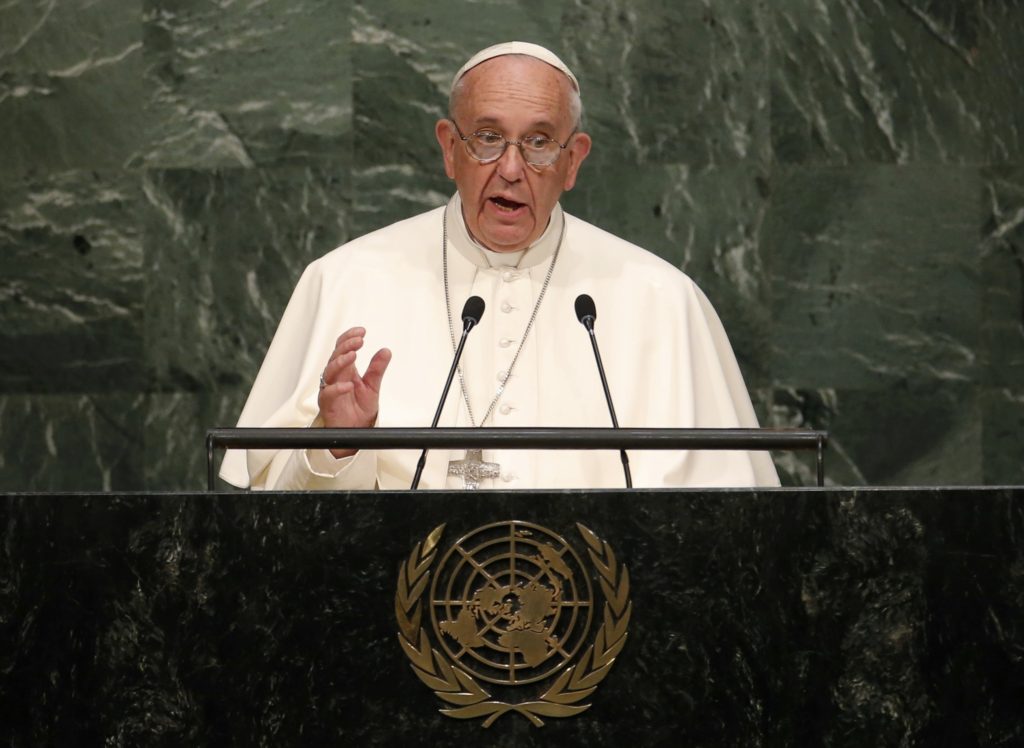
xmin=2 ymin=487 xmax=1022 ymax=746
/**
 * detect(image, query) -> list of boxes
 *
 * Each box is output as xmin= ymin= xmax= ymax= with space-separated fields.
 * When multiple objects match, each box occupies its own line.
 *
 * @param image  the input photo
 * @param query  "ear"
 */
xmin=561 ymin=132 xmax=592 ymax=192
xmin=435 ymin=119 xmax=458 ymax=180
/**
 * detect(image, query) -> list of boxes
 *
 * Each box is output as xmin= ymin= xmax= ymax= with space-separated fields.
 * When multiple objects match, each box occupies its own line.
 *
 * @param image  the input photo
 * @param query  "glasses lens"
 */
xmin=467 ymin=132 xmax=506 ymax=162
xmin=521 ymin=137 xmax=560 ymax=166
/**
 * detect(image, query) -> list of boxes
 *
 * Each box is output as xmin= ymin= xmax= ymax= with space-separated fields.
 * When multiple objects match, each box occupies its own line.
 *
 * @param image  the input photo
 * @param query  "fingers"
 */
xmin=319 ymin=330 xmax=390 ymax=401
xmin=322 ymin=380 xmax=355 ymax=395
xmin=322 ymin=350 xmax=358 ymax=385
xmin=316 ymin=329 xmax=388 ymax=432
xmin=322 ymin=327 xmax=367 ymax=385
xmin=332 ymin=327 xmax=366 ymax=356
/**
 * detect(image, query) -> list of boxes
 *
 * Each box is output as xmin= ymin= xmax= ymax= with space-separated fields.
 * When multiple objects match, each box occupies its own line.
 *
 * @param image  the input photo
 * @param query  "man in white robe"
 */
xmin=219 ymin=41 xmax=780 ymax=491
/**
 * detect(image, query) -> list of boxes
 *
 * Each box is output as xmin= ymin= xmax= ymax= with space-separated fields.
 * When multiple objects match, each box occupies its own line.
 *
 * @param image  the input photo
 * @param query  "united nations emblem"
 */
xmin=395 ymin=521 xmax=631 ymax=727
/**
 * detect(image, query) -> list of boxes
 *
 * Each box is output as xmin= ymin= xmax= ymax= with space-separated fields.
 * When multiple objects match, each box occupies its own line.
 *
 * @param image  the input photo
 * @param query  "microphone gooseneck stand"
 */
xmin=410 ymin=296 xmax=485 ymax=489
xmin=575 ymin=293 xmax=633 ymax=488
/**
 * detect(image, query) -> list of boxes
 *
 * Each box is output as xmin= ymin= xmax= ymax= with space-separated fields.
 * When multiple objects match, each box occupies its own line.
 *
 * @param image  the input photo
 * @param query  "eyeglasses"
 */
xmin=450 ymin=119 xmax=575 ymax=168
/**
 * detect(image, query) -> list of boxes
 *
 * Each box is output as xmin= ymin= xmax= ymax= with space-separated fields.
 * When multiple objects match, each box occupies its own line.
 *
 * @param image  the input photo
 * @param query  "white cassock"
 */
xmin=219 ymin=194 xmax=780 ymax=490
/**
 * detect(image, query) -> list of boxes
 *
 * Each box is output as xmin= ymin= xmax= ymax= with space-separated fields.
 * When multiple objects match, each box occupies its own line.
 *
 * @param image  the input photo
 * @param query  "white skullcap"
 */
xmin=451 ymin=41 xmax=580 ymax=94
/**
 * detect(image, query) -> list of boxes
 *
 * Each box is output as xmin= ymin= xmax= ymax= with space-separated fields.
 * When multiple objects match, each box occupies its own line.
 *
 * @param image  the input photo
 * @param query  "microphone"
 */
xmin=410 ymin=296 xmax=485 ymax=489
xmin=574 ymin=293 xmax=632 ymax=488
xmin=574 ymin=293 xmax=597 ymax=330
xmin=462 ymin=295 xmax=485 ymax=333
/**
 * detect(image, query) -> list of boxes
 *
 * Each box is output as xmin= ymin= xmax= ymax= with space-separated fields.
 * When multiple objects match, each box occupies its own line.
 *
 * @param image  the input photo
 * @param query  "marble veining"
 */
xmin=1 ymin=0 xmax=1023 ymax=489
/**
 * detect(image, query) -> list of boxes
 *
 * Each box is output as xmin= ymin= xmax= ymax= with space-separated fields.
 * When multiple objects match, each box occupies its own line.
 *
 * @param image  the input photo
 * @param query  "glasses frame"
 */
xmin=449 ymin=119 xmax=576 ymax=169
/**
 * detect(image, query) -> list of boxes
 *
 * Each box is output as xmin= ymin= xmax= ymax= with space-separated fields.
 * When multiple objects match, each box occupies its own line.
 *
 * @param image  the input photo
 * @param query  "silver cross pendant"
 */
xmin=447 ymin=449 xmax=501 ymax=490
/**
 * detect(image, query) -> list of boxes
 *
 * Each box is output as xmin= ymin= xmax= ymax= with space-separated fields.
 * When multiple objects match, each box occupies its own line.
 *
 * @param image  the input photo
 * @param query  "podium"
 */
xmin=3 ymin=485 xmax=1023 ymax=745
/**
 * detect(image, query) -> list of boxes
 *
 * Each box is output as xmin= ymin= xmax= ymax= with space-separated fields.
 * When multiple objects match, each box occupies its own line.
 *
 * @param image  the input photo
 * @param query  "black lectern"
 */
xmin=2 ymin=428 xmax=1021 ymax=745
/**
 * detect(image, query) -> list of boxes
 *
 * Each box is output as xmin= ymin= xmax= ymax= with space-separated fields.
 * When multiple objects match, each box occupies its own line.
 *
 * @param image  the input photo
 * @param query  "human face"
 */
xmin=435 ymin=56 xmax=592 ymax=252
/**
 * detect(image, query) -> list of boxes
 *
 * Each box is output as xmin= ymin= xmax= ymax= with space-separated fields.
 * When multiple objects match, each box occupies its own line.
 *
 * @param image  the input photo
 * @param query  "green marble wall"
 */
xmin=1 ymin=0 xmax=1021 ymax=490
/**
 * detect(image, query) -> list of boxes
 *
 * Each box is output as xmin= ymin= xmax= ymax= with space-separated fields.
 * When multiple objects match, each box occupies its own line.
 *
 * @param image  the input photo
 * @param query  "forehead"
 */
xmin=455 ymin=55 xmax=573 ymax=129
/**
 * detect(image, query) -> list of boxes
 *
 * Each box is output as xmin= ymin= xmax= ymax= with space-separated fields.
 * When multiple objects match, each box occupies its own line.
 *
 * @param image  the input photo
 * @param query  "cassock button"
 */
xmin=499 ymin=404 xmax=512 ymax=415
xmin=501 ymin=473 xmax=515 ymax=483
xmin=501 ymin=302 xmax=513 ymax=313
xmin=499 ymin=337 xmax=513 ymax=348
xmin=502 ymin=270 xmax=519 ymax=282
xmin=497 ymin=370 xmax=508 ymax=383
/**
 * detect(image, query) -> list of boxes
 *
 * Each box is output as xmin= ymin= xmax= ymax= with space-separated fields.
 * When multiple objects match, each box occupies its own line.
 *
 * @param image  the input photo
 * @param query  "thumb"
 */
xmin=362 ymin=348 xmax=392 ymax=393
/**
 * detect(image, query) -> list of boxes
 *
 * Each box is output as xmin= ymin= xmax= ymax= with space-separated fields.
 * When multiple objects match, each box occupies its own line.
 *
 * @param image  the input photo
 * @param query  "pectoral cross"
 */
xmin=448 ymin=449 xmax=501 ymax=490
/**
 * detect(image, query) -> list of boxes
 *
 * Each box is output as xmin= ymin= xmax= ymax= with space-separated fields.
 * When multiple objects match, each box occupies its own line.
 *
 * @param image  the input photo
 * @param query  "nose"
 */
xmin=494 ymin=141 xmax=526 ymax=182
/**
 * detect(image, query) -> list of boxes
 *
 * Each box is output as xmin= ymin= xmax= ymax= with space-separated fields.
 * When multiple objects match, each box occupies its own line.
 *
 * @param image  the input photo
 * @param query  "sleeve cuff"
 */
xmin=305 ymin=448 xmax=356 ymax=477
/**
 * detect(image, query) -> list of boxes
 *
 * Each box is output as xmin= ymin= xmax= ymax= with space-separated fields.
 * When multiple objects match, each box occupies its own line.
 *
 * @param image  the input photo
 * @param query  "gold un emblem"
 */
xmin=395 ymin=521 xmax=632 ymax=727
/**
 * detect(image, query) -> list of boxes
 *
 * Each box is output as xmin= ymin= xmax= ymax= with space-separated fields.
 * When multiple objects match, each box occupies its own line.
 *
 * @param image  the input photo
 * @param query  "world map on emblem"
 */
xmin=430 ymin=521 xmax=594 ymax=685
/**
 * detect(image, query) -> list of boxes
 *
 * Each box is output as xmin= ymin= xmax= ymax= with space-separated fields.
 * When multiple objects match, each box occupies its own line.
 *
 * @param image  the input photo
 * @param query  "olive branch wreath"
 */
xmin=394 ymin=522 xmax=631 ymax=727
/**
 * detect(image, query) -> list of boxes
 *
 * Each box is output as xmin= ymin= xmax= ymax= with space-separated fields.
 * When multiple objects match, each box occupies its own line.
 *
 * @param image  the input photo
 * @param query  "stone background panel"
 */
xmin=1 ymin=1 xmax=1021 ymax=489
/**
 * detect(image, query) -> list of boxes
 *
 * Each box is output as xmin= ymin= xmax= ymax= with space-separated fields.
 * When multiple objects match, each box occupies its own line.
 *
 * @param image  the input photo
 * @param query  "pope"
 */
xmin=220 ymin=41 xmax=780 ymax=490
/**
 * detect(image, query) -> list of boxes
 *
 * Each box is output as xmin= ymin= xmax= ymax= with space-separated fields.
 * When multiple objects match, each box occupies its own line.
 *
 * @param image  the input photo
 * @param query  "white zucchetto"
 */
xmin=451 ymin=41 xmax=580 ymax=94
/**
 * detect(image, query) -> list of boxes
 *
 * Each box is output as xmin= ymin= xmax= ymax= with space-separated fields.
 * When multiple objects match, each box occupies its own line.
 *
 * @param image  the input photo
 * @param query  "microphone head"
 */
xmin=461 ymin=295 xmax=485 ymax=328
xmin=574 ymin=293 xmax=597 ymax=327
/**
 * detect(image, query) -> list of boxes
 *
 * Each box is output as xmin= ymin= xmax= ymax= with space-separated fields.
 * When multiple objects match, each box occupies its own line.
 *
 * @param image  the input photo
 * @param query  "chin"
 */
xmin=480 ymin=225 xmax=534 ymax=252
xmin=483 ymin=236 xmax=530 ymax=252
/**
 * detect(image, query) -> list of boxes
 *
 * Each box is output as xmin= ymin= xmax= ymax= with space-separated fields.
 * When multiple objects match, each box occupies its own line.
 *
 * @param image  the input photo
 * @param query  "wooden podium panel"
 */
xmin=2 ymin=487 xmax=1022 ymax=746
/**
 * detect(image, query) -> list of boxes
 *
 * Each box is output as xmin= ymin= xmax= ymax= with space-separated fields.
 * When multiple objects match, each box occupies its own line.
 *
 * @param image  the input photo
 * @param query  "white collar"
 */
xmin=446 ymin=192 xmax=563 ymax=270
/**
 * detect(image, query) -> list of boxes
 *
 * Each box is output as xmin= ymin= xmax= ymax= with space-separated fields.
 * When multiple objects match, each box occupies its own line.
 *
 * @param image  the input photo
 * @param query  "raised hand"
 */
xmin=317 ymin=327 xmax=392 ymax=458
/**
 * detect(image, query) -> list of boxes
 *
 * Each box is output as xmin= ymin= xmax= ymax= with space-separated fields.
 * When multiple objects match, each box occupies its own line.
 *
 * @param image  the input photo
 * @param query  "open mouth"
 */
xmin=489 ymin=196 xmax=525 ymax=213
